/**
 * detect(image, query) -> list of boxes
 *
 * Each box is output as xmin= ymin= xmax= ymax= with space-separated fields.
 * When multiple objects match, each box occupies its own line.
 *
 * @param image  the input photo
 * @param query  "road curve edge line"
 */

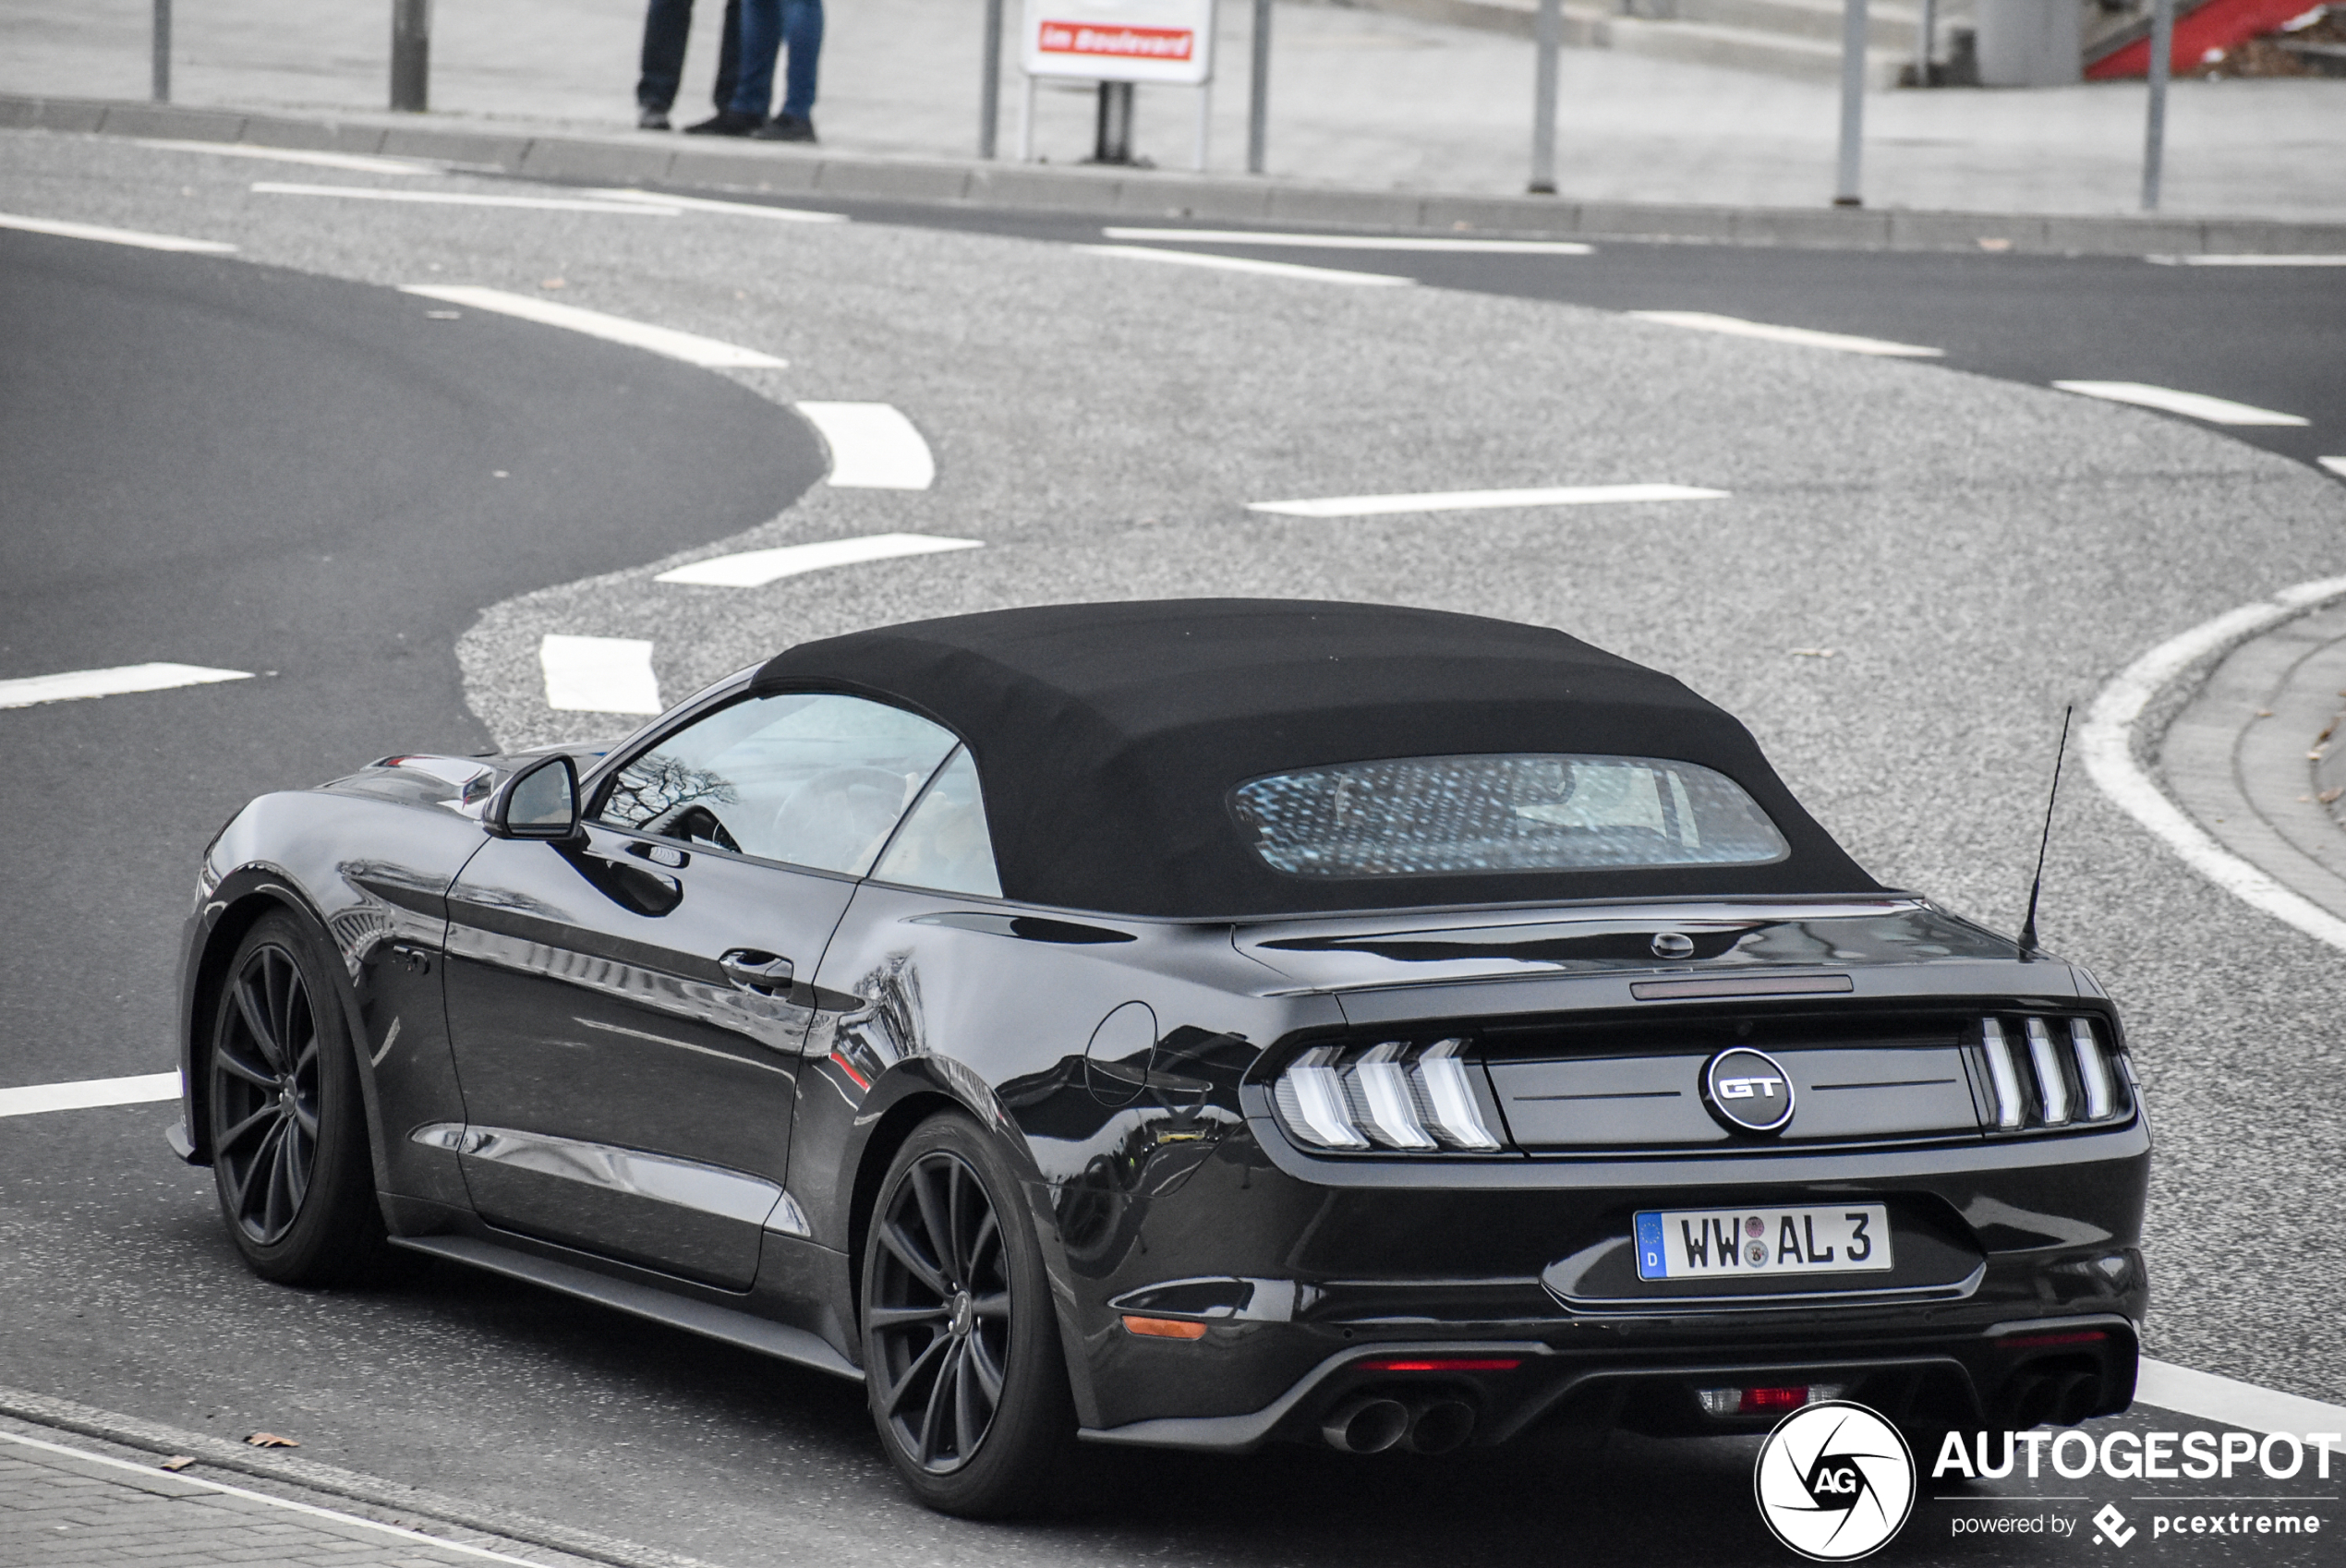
xmin=2082 ymin=574 xmax=2346 ymax=954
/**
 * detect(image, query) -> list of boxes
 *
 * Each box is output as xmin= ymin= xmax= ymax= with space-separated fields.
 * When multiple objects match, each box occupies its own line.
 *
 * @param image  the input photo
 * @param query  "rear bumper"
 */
xmin=1079 ymin=1309 xmax=2141 ymax=1452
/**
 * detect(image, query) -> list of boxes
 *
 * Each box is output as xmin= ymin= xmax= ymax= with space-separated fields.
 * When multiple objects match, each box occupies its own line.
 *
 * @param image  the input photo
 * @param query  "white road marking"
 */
xmin=2052 ymin=380 xmax=2308 ymax=427
xmin=656 ymin=532 xmax=981 ymax=587
xmin=0 ymin=662 xmax=252 ymax=710
xmin=398 ymin=285 xmax=788 ymax=369
xmin=793 ymin=403 xmax=937 ymax=488
xmin=0 ymin=1072 xmax=179 ymax=1118
xmin=1074 ymin=244 xmax=1413 ymax=287
xmin=540 ymin=634 xmax=662 ymax=714
xmin=1100 ymin=227 xmax=1591 ymax=255
xmin=2320 ymin=457 xmax=2346 ymax=479
xmin=133 ymin=139 xmax=437 ymax=175
xmin=585 ymin=187 xmax=845 ymax=223
xmin=0 ymin=1429 xmax=541 ymax=1567
xmin=2146 ymin=253 xmax=2346 ymax=267
xmin=0 ymin=211 xmax=236 ymax=253
xmin=1628 ymin=310 xmax=1942 ymax=358
xmin=2135 ymin=1357 xmax=2346 ymax=1436
xmin=1249 ymin=483 xmax=1730 ymax=518
xmin=2082 ymin=573 xmax=2346 ymax=955
xmin=253 ymin=182 xmax=681 ymax=215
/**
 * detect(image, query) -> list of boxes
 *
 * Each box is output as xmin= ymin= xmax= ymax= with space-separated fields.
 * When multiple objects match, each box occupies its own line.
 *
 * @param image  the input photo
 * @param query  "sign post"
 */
xmin=1021 ymin=0 xmax=1218 ymax=171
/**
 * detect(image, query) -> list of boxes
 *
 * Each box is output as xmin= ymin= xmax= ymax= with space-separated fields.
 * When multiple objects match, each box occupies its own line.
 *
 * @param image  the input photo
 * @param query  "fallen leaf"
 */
xmin=1789 ymin=647 xmax=1838 ymax=658
xmin=158 ymin=1456 xmax=197 ymax=1473
xmin=2255 ymin=708 xmax=2275 ymax=718
xmin=242 ymin=1432 xmax=299 ymax=1449
xmin=540 ymin=277 xmax=567 ymax=290
xmin=2320 ymin=787 xmax=2342 ymax=803
xmin=1977 ymin=237 xmax=2013 ymax=252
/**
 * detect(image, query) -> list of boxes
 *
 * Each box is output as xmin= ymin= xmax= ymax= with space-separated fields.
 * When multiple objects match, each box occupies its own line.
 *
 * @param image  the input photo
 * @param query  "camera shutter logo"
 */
xmin=1752 ymin=1401 xmax=1916 ymax=1561
xmin=1703 ymin=1047 xmax=1796 ymax=1134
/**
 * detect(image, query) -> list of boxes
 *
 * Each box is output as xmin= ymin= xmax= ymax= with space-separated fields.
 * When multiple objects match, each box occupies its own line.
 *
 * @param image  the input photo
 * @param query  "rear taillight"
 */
xmin=1979 ymin=1015 xmax=2130 ymax=1132
xmin=1272 ymin=1037 xmax=1503 ymax=1153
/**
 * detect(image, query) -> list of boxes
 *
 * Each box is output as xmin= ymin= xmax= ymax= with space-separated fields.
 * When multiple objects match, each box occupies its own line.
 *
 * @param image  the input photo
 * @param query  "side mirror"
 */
xmin=490 ymin=754 xmax=581 ymax=840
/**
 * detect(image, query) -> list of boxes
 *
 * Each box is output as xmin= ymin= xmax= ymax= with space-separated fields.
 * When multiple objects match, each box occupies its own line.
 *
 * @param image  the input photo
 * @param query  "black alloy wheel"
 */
xmin=862 ymin=1113 xmax=1075 ymax=1516
xmin=207 ymin=913 xmax=386 ymax=1285
xmin=212 ymin=939 xmax=321 ymax=1245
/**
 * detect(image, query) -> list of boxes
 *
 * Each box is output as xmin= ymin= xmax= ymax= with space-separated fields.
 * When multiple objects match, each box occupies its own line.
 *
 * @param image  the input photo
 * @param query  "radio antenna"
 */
xmin=2016 ymin=705 xmax=2074 ymax=960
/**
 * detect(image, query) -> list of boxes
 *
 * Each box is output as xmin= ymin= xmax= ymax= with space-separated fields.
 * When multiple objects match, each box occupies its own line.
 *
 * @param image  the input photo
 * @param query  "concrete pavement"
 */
xmin=2 ymin=0 xmax=2340 ymax=221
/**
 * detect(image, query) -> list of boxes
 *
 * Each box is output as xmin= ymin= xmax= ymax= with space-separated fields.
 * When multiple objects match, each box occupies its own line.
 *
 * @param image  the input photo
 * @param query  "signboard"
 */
xmin=1022 ymin=0 xmax=1216 ymax=85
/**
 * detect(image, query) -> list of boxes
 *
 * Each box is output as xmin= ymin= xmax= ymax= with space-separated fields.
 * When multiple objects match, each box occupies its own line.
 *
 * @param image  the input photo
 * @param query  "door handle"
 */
xmin=720 ymin=948 xmax=794 ymax=995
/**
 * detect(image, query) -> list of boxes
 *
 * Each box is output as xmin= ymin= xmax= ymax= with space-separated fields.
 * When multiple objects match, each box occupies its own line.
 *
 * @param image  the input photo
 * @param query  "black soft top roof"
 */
xmin=752 ymin=599 xmax=1880 ymax=919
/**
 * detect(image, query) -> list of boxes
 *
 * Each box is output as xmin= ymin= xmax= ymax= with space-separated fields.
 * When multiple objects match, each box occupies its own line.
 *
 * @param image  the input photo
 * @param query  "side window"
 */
xmin=870 ymin=747 xmax=1001 ymax=898
xmin=592 ymin=693 xmax=957 ymax=875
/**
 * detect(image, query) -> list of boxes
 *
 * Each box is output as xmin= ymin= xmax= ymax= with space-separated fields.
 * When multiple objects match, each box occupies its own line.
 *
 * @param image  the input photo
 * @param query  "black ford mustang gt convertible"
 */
xmin=173 ymin=599 xmax=2146 ymax=1515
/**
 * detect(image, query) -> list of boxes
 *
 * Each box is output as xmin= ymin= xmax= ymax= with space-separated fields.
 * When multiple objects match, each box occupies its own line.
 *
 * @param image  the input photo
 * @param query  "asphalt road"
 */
xmin=582 ymin=183 xmax=2346 ymax=473
xmin=0 ymin=129 xmax=2341 ymax=1568
xmin=0 ymin=227 xmax=822 ymax=1089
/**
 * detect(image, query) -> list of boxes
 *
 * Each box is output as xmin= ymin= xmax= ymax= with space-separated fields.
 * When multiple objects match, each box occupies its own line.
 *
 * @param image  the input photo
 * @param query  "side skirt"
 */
xmin=389 ymin=1233 xmax=864 ymax=1382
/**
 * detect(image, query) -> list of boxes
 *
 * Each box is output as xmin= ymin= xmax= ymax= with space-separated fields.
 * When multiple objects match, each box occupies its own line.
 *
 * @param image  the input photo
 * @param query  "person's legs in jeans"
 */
xmin=636 ymin=0 xmax=694 ymax=111
xmin=728 ymin=0 xmax=781 ymax=120
xmin=711 ymin=0 xmax=744 ymax=113
xmin=778 ymin=0 xmax=824 ymax=122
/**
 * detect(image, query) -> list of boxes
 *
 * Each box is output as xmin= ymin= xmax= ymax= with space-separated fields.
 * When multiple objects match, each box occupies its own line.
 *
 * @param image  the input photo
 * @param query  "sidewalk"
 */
xmin=0 ymin=1392 xmax=697 ymax=1568
xmin=2 ymin=0 xmax=2340 ymax=221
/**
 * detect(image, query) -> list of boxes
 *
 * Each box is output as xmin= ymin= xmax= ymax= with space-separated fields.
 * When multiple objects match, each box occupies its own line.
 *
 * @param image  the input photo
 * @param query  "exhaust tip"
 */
xmin=2003 ymin=1373 xmax=2056 ymax=1431
xmin=2050 ymin=1370 xmax=2100 ymax=1427
xmin=1405 ymin=1399 xmax=1475 ymax=1455
xmin=1322 ymin=1395 xmax=1409 ymax=1453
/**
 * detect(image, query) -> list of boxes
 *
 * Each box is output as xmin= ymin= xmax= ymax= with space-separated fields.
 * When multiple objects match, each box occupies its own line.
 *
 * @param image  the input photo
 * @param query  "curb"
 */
xmin=8 ymin=92 xmax=2346 ymax=257
xmin=0 ymin=1383 xmax=718 ymax=1568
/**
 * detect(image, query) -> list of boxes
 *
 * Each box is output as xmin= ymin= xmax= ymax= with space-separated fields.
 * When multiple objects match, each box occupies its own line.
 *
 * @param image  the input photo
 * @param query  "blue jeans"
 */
xmin=729 ymin=0 xmax=823 ymax=121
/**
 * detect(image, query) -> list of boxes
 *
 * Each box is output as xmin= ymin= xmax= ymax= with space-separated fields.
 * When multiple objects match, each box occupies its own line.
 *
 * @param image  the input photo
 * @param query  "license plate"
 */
xmin=1633 ymin=1204 xmax=1893 ymax=1281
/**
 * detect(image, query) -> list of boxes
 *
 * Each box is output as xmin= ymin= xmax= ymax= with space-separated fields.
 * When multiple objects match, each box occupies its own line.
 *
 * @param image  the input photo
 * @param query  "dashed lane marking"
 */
xmin=2320 ymin=458 xmax=2346 ymax=479
xmin=398 ymin=285 xmax=787 ymax=369
xmin=1073 ymin=244 xmax=1413 ymax=287
xmin=253 ymin=181 xmax=682 ymax=215
xmin=1628 ymin=310 xmax=1942 ymax=358
xmin=2135 ymin=1357 xmax=2346 ymax=1437
xmin=0 ymin=1072 xmax=179 ymax=1118
xmin=2147 ymin=253 xmax=2346 ymax=266
xmin=0 ymin=211 xmax=236 ymax=253
xmin=1100 ymin=227 xmax=1592 ymax=255
xmin=0 ymin=1429 xmax=541 ymax=1566
xmin=1249 ymin=483 xmax=1730 ymax=518
xmin=540 ymin=634 xmax=662 ymax=714
xmin=586 ymin=187 xmax=847 ymax=223
xmin=793 ymin=402 xmax=937 ymax=488
xmin=656 ymin=532 xmax=980 ymax=586
xmin=132 ymin=139 xmax=438 ymax=175
xmin=2052 ymin=380 xmax=2309 ymax=427
xmin=0 ymin=662 xmax=253 ymax=710
xmin=2083 ymin=573 xmax=2346 ymax=956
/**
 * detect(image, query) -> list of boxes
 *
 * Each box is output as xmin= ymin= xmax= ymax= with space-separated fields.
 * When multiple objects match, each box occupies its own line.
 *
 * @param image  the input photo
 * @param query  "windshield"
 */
xmin=1229 ymin=753 xmax=1789 ymax=878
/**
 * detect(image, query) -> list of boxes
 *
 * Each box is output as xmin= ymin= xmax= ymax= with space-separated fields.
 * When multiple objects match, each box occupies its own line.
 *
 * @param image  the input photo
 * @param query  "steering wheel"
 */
xmin=644 ymin=802 xmax=741 ymax=852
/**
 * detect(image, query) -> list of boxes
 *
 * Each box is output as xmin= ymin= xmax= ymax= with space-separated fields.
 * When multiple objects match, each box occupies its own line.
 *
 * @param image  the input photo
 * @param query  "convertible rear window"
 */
xmin=1228 ymin=754 xmax=1789 ymax=878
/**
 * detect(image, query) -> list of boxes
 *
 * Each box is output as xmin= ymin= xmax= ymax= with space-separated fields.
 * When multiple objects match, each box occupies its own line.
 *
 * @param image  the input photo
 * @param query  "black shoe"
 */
xmin=637 ymin=105 xmax=671 ymax=131
xmin=750 ymin=114 xmax=816 ymax=143
xmin=684 ymin=110 xmax=762 ymax=137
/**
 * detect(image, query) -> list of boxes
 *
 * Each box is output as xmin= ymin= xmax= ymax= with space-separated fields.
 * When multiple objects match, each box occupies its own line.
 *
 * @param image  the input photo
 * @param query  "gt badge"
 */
xmin=1702 ymin=1046 xmax=1796 ymax=1134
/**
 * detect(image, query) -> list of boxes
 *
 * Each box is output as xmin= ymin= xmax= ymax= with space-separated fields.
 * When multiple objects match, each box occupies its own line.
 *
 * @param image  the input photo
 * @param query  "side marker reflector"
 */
xmin=1122 ymin=1315 xmax=1208 ymax=1340
xmin=1354 ymin=1357 xmax=1521 ymax=1372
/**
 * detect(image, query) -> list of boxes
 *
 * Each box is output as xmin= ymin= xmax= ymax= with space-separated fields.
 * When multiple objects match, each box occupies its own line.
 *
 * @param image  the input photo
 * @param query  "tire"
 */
xmin=860 ymin=1111 xmax=1077 ymax=1517
xmin=206 ymin=911 xmax=387 ymax=1285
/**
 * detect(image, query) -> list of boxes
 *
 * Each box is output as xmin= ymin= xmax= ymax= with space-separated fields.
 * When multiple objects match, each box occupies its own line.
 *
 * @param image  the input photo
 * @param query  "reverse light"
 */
xmin=1696 ymin=1382 xmax=1848 ymax=1417
xmin=1271 ymin=1037 xmax=1503 ymax=1153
